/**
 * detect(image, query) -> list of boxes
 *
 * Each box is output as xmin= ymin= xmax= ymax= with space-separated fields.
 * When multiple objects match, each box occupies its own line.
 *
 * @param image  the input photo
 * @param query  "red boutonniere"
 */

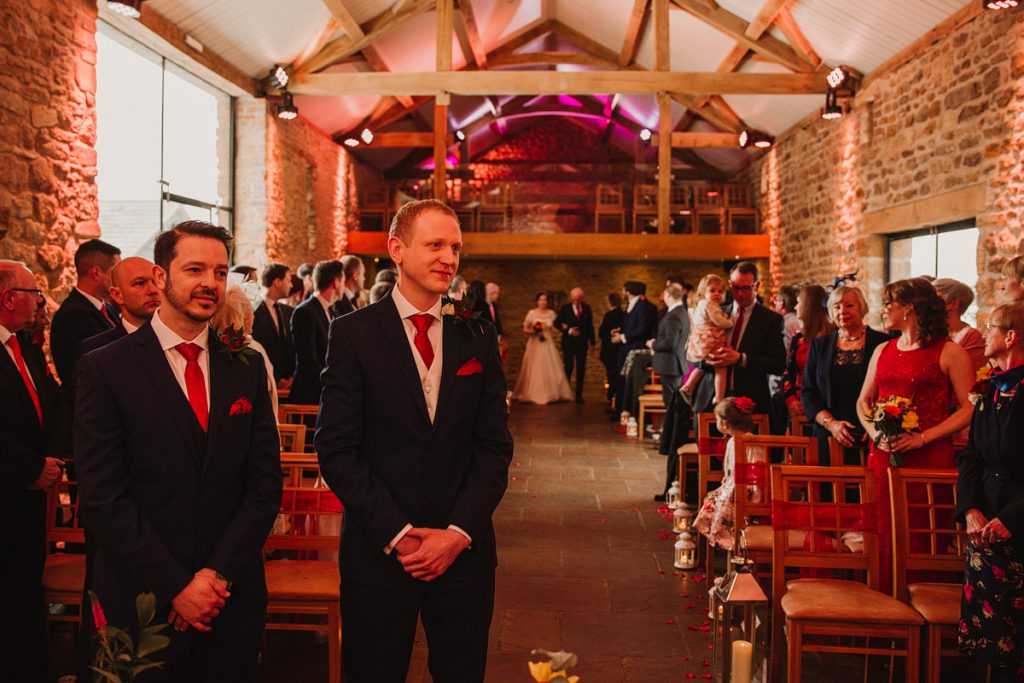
xmin=969 ymin=364 xmax=996 ymax=409
xmin=216 ymin=325 xmax=258 ymax=365
xmin=440 ymin=295 xmax=485 ymax=336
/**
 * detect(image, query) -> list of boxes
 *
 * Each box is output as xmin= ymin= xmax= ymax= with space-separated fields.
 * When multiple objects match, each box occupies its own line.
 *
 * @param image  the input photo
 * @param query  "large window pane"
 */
xmin=887 ymin=223 xmax=980 ymax=326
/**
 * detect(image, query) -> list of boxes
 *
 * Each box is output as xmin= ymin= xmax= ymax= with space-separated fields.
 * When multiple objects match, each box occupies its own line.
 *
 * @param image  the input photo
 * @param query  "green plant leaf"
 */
xmin=113 ymin=629 xmax=134 ymax=652
xmin=137 ymin=633 xmax=170 ymax=659
xmin=89 ymin=666 xmax=123 ymax=683
xmin=141 ymin=623 xmax=168 ymax=639
xmin=136 ymin=592 xmax=157 ymax=627
xmin=131 ymin=661 xmax=165 ymax=676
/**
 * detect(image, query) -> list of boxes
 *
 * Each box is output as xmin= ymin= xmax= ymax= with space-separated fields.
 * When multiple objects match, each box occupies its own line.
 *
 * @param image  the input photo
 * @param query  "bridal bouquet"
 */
xmin=864 ymin=394 xmax=920 ymax=467
xmin=528 ymin=649 xmax=579 ymax=682
xmin=533 ymin=320 xmax=546 ymax=342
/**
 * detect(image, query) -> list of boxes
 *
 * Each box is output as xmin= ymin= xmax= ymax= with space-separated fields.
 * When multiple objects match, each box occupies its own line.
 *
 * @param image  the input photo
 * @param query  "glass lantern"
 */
xmin=672 ymin=503 xmax=694 ymax=534
xmin=620 ymin=411 xmax=631 ymax=426
xmin=626 ymin=417 xmax=639 ymax=438
xmin=673 ymin=532 xmax=697 ymax=570
xmin=666 ymin=480 xmax=681 ymax=509
xmin=712 ymin=557 xmax=769 ymax=683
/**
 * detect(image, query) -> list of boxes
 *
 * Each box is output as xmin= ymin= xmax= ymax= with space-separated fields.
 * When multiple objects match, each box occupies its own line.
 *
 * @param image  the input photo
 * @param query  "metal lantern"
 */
xmin=673 ymin=532 xmax=697 ymax=570
xmin=667 ymin=480 xmax=682 ymax=509
xmin=620 ymin=411 xmax=631 ymax=426
xmin=626 ymin=417 xmax=639 ymax=438
xmin=712 ymin=556 xmax=769 ymax=683
xmin=672 ymin=503 xmax=695 ymax=534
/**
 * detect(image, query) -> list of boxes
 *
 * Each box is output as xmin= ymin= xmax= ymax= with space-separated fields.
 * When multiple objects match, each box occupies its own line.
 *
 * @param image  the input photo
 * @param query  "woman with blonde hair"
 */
xmin=933 ymin=277 xmax=986 ymax=371
xmin=211 ymin=285 xmax=279 ymax=420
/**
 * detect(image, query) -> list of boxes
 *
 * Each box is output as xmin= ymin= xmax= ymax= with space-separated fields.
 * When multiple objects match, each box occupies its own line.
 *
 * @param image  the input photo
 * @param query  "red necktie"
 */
xmin=6 ymin=336 xmax=42 ymax=425
xmin=409 ymin=314 xmax=435 ymax=369
xmin=174 ymin=343 xmax=208 ymax=431
xmin=489 ymin=303 xmax=496 ymax=321
xmin=575 ymin=304 xmax=581 ymax=318
xmin=101 ymin=305 xmax=115 ymax=328
xmin=730 ymin=305 xmax=746 ymax=348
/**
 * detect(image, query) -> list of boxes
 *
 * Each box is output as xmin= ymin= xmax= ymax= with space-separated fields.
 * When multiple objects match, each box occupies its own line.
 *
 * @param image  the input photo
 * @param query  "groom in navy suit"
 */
xmin=75 ymin=221 xmax=282 ymax=680
xmin=316 ymin=199 xmax=513 ymax=683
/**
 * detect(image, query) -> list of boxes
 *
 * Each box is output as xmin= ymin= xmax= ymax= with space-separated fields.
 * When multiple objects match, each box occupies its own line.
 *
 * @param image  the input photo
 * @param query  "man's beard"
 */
xmin=164 ymin=277 xmax=220 ymax=323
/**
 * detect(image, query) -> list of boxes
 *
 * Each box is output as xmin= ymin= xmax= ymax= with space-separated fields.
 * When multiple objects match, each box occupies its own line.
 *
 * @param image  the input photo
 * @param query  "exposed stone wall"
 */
xmin=0 ymin=0 xmax=99 ymax=300
xmin=749 ymin=8 xmax=1024 ymax=319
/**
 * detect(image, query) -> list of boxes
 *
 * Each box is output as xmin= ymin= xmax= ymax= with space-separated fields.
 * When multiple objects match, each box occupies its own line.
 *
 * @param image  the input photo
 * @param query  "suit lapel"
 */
xmin=376 ymin=296 xmax=431 ymax=425
xmin=134 ymin=324 xmax=204 ymax=465
xmin=0 ymin=348 xmax=40 ymax=433
xmin=204 ymin=344 xmax=233 ymax=472
xmin=432 ymin=316 xmax=461 ymax=433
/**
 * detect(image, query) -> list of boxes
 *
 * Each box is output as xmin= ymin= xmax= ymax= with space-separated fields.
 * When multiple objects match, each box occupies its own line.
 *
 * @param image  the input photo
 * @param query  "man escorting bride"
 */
xmin=513 ymin=292 xmax=574 ymax=404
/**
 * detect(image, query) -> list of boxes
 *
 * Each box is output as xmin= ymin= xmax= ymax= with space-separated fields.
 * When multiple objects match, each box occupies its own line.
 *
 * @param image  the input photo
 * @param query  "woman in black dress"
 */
xmin=598 ymin=292 xmax=625 ymax=404
xmin=800 ymin=285 xmax=889 ymax=466
xmin=956 ymin=302 xmax=1024 ymax=681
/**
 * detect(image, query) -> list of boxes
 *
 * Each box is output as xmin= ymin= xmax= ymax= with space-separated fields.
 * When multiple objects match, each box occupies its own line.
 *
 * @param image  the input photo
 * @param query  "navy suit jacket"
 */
xmin=651 ymin=305 xmax=690 ymax=378
xmin=51 ymin=288 xmax=118 ymax=389
xmin=289 ymin=295 xmax=331 ymax=405
xmin=617 ymin=298 xmax=657 ymax=366
xmin=75 ymin=323 xmax=127 ymax=363
xmin=252 ymin=301 xmax=295 ymax=382
xmin=554 ymin=303 xmax=596 ymax=351
xmin=315 ymin=292 xmax=513 ymax=587
xmin=74 ymin=322 xmax=282 ymax=623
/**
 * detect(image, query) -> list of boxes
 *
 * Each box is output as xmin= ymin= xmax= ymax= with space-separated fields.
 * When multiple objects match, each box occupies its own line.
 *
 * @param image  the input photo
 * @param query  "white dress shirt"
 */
xmin=75 ymin=287 xmax=104 ymax=311
xmin=150 ymin=307 xmax=210 ymax=412
xmin=123 ymin=318 xmax=140 ymax=335
xmin=315 ymin=293 xmax=332 ymax=318
xmin=385 ymin=284 xmax=471 ymax=553
xmin=0 ymin=324 xmax=36 ymax=390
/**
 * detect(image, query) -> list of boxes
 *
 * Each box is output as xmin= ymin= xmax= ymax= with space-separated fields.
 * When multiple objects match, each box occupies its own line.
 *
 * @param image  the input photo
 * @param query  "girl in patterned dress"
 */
xmin=682 ymin=274 xmax=734 ymax=405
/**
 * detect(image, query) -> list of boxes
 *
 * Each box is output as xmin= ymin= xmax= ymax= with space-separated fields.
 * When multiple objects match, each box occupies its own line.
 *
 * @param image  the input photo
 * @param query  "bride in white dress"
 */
xmin=513 ymin=293 xmax=574 ymax=405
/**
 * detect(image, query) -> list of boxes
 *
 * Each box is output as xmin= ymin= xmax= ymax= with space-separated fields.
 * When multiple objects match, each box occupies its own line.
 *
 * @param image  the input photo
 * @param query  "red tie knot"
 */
xmin=409 ymin=314 xmax=435 ymax=334
xmin=174 ymin=342 xmax=202 ymax=362
xmin=6 ymin=335 xmax=20 ymax=353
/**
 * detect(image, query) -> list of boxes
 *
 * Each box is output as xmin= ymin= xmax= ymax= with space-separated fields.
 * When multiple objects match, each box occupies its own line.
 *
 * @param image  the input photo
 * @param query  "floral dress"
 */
xmin=694 ymin=436 xmax=765 ymax=550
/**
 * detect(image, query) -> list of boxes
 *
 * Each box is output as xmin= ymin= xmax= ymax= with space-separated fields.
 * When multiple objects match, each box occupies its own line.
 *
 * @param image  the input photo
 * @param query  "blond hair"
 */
xmin=388 ymin=199 xmax=459 ymax=245
xmin=697 ymin=273 xmax=725 ymax=299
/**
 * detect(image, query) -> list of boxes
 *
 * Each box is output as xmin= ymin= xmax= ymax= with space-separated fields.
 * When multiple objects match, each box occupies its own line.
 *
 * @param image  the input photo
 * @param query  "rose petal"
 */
xmin=666 ymin=619 xmax=675 ymax=625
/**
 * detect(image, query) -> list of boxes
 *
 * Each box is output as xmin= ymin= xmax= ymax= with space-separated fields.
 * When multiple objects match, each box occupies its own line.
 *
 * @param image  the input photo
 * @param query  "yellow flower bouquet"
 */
xmin=864 ymin=394 xmax=921 ymax=467
xmin=529 ymin=649 xmax=580 ymax=683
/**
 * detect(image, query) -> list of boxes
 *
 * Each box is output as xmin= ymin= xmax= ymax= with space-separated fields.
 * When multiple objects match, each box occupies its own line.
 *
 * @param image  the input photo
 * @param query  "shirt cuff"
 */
xmin=383 ymin=523 xmax=413 ymax=554
xmin=447 ymin=524 xmax=472 ymax=548
xmin=620 ymin=334 xmax=628 ymax=344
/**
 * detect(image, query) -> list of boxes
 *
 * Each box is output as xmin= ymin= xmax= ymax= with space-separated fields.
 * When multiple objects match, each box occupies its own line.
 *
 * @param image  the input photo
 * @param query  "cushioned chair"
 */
xmin=770 ymin=465 xmax=923 ymax=683
xmin=265 ymin=455 xmax=343 ymax=683
xmin=889 ymin=469 xmax=966 ymax=683
xmin=44 ymin=460 xmax=86 ymax=626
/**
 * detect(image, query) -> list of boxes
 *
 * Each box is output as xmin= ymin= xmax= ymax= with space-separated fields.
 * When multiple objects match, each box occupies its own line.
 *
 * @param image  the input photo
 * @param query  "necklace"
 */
xmin=839 ymin=330 xmax=863 ymax=342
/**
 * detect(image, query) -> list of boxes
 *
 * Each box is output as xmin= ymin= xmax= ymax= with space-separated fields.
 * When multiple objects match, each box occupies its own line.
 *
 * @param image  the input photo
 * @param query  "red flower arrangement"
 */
xmin=533 ymin=320 xmax=547 ymax=342
xmin=732 ymin=396 xmax=756 ymax=414
xmin=441 ymin=295 xmax=485 ymax=336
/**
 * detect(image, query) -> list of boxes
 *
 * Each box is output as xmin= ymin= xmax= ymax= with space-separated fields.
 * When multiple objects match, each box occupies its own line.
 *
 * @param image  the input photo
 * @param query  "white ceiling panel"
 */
xmin=556 ymin=0 xmax=636 ymax=58
xmin=372 ymin=10 xmax=468 ymax=73
xmin=634 ymin=8 xmax=738 ymax=72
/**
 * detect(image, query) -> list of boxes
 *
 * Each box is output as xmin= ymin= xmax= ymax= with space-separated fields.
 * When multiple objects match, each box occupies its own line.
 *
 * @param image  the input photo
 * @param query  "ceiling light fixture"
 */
xmin=826 ymin=66 xmax=849 ymax=90
xmin=277 ymin=92 xmax=298 ymax=120
xmin=639 ymin=128 xmax=652 ymax=142
xmin=984 ymin=0 xmax=1019 ymax=9
xmin=360 ymin=128 xmax=374 ymax=144
xmin=269 ymin=65 xmax=289 ymax=90
xmin=107 ymin=0 xmax=144 ymax=18
xmin=343 ymin=138 xmax=359 ymax=147
xmin=455 ymin=129 xmax=466 ymax=141
xmin=737 ymin=130 xmax=749 ymax=148
xmin=738 ymin=130 xmax=773 ymax=149
xmin=821 ymin=90 xmax=843 ymax=120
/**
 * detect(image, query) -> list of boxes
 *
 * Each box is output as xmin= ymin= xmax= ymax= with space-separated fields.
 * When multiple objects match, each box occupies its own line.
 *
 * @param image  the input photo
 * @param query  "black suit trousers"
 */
xmin=341 ymin=573 xmax=495 ymax=683
xmin=1 ymin=492 xmax=46 ymax=683
xmin=562 ymin=343 xmax=588 ymax=398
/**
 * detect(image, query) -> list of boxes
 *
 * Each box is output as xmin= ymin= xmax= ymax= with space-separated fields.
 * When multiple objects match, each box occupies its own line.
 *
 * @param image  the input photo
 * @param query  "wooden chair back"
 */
xmin=789 ymin=414 xmax=813 ymax=438
xmin=278 ymin=423 xmax=307 ymax=452
xmin=888 ymin=468 xmax=965 ymax=602
xmin=279 ymin=403 xmax=319 ymax=425
xmin=733 ymin=435 xmax=818 ymax=528
xmin=695 ymin=413 xmax=771 ymax=516
xmin=266 ymin=456 xmax=343 ymax=553
xmin=46 ymin=459 xmax=84 ymax=546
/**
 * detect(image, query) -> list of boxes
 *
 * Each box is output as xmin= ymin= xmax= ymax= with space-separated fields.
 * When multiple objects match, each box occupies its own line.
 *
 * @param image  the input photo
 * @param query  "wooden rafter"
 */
xmin=362 ymin=46 xmax=415 ymax=109
xmin=457 ymin=0 xmax=488 ymax=68
xmin=619 ymin=0 xmax=649 ymax=67
xmin=670 ymin=0 xmax=815 ymax=72
xmin=773 ymin=7 xmax=821 ymax=69
xmin=652 ymin=131 xmax=739 ymax=148
xmin=322 ymin=0 xmax=365 ymax=40
xmin=365 ymin=132 xmax=455 ymax=147
xmin=654 ymin=0 xmax=670 ymax=71
xmin=453 ymin=9 xmax=477 ymax=67
xmin=436 ymin=0 xmax=453 ymax=72
xmin=294 ymin=16 xmax=342 ymax=72
xmin=488 ymin=51 xmax=617 ymax=68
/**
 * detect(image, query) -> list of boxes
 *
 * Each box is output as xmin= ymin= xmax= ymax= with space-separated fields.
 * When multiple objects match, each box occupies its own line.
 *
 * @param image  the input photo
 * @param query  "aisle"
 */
xmin=404 ymin=400 xmax=704 ymax=682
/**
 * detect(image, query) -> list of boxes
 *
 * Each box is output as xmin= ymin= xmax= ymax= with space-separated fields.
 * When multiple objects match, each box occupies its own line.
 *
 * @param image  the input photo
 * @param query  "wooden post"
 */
xmin=657 ymin=92 xmax=671 ymax=235
xmin=434 ymin=94 xmax=449 ymax=201
xmin=436 ymin=0 xmax=453 ymax=72
xmin=654 ymin=0 xmax=670 ymax=72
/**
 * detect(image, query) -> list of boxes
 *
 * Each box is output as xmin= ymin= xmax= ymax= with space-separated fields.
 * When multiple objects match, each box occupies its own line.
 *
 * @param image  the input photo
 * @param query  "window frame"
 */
xmin=884 ymin=218 xmax=977 ymax=283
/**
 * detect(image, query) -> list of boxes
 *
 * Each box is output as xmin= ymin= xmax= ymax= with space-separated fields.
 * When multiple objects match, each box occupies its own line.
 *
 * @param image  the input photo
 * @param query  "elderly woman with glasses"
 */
xmin=956 ymin=303 xmax=1024 ymax=682
xmin=933 ymin=277 xmax=986 ymax=371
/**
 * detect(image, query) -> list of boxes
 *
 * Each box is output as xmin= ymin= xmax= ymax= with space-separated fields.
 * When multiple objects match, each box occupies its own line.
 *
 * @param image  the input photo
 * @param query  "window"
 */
xmin=95 ymin=22 xmax=233 ymax=259
xmin=886 ymin=220 xmax=979 ymax=325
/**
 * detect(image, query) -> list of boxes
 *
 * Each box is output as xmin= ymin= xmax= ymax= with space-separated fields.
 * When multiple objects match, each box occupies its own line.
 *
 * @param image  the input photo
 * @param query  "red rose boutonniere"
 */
xmin=969 ymin=364 xmax=996 ymax=410
xmin=440 ymin=295 xmax=486 ymax=336
xmin=217 ymin=325 xmax=259 ymax=365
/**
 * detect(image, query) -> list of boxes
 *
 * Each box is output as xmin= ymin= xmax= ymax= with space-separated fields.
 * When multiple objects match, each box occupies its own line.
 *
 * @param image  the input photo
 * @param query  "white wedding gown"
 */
xmin=513 ymin=309 xmax=574 ymax=405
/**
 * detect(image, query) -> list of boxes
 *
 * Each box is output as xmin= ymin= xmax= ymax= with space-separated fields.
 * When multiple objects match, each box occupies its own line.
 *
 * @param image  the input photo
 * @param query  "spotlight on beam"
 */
xmin=269 ymin=65 xmax=289 ymax=90
xmin=984 ymin=0 xmax=1019 ymax=9
xmin=639 ymin=128 xmax=652 ymax=142
xmin=343 ymin=138 xmax=360 ymax=147
xmin=455 ymin=129 xmax=466 ymax=142
xmin=738 ymin=130 xmax=772 ymax=149
xmin=752 ymin=133 xmax=774 ymax=149
xmin=821 ymin=91 xmax=843 ymax=121
xmin=107 ymin=0 xmax=144 ymax=18
xmin=826 ymin=66 xmax=849 ymax=91
xmin=360 ymin=128 xmax=374 ymax=144
xmin=737 ymin=130 xmax=749 ymax=148
xmin=277 ymin=92 xmax=298 ymax=120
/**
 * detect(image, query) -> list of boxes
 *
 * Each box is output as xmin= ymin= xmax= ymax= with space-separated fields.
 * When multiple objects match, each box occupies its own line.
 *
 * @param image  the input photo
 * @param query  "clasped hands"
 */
xmin=965 ymin=509 xmax=1011 ymax=547
xmin=169 ymin=568 xmax=230 ymax=633
xmin=395 ymin=528 xmax=470 ymax=582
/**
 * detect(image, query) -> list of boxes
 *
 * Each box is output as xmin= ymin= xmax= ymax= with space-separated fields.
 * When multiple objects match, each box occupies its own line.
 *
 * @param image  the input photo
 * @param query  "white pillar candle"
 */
xmin=731 ymin=640 xmax=753 ymax=683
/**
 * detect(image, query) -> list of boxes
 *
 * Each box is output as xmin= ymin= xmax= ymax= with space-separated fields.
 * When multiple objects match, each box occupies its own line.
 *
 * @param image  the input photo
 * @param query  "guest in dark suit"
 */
xmin=252 ymin=262 xmax=295 ymax=387
xmin=555 ymin=287 xmax=596 ymax=402
xmin=611 ymin=281 xmax=658 ymax=413
xmin=317 ymin=200 xmax=513 ymax=683
xmin=598 ymin=292 xmax=624 ymax=403
xmin=692 ymin=262 xmax=785 ymax=417
xmin=648 ymin=284 xmax=691 ymax=495
xmin=290 ymin=259 xmax=344 ymax=405
xmin=481 ymin=282 xmax=503 ymax=338
xmin=76 ymin=257 xmax=161 ymax=359
xmin=297 ymin=262 xmax=315 ymax=300
xmin=801 ymin=285 xmax=889 ymax=465
xmin=330 ymin=254 xmax=366 ymax=318
xmin=75 ymin=221 xmax=282 ymax=681
xmin=51 ymin=238 xmax=121 ymax=389
xmin=0 ymin=260 xmax=67 ymax=683
xmin=956 ymin=302 xmax=1024 ymax=682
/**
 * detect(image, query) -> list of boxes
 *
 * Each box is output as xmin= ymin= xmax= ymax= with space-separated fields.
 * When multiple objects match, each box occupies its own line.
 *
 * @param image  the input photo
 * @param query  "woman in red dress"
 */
xmin=857 ymin=278 xmax=974 ymax=594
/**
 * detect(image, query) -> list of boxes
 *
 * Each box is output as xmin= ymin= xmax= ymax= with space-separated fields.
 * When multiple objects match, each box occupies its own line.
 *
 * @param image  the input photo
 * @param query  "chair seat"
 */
xmin=43 ymin=553 xmax=86 ymax=593
xmin=740 ymin=526 xmax=807 ymax=552
xmin=907 ymin=582 xmax=961 ymax=625
xmin=638 ymin=395 xmax=664 ymax=407
xmin=679 ymin=443 xmax=698 ymax=456
xmin=781 ymin=579 xmax=923 ymax=625
xmin=266 ymin=560 xmax=340 ymax=601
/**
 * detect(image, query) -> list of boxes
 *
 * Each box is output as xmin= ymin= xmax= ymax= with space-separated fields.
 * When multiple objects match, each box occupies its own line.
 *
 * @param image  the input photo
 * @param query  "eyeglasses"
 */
xmin=730 ymin=284 xmax=756 ymax=292
xmin=4 ymin=288 xmax=44 ymax=298
xmin=985 ymin=322 xmax=1008 ymax=332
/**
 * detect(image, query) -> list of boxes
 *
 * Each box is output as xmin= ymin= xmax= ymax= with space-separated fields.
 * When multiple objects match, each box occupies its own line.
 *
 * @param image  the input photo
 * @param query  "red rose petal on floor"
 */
xmin=686 ymin=674 xmax=696 ymax=679
xmin=672 ymin=571 xmax=681 ymax=576
xmin=686 ymin=603 xmax=696 ymax=609
xmin=680 ymin=656 xmax=690 ymax=661
xmin=514 ymin=462 xmax=521 ymax=467
xmin=707 ymin=642 xmax=714 ymax=649
xmin=511 ymin=476 xmax=517 ymax=480
xmin=633 ymin=507 xmax=639 ymax=512
xmin=701 ymin=620 xmax=710 ymax=625
xmin=702 ymin=674 xmax=713 ymax=679
xmin=688 ymin=625 xmax=699 ymax=631
xmin=702 ymin=659 xmax=710 ymax=667
xmin=665 ymin=619 xmax=675 ymax=625
xmin=658 ymin=570 xmax=666 ymax=575
xmin=680 ymin=593 xmax=690 ymax=597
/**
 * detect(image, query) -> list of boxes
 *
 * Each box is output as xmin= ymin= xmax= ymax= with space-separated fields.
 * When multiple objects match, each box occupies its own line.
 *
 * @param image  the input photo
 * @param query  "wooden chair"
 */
xmin=279 ymin=423 xmax=307 ymax=453
xmin=265 ymin=456 xmax=343 ymax=683
xmin=889 ymin=469 xmax=967 ymax=683
xmin=280 ymin=404 xmax=319 ymax=451
xmin=595 ymin=184 xmax=625 ymax=233
xmin=637 ymin=394 xmax=666 ymax=441
xmin=683 ymin=412 xmax=770 ymax=507
xmin=632 ymin=183 xmax=657 ymax=233
xmin=44 ymin=462 xmax=86 ymax=626
xmin=731 ymin=435 xmax=818 ymax=581
xmin=770 ymin=465 xmax=923 ymax=683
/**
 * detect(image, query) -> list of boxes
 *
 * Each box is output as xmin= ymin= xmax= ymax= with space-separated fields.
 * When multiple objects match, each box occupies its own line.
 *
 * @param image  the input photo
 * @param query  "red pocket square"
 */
xmin=229 ymin=396 xmax=253 ymax=416
xmin=456 ymin=358 xmax=483 ymax=376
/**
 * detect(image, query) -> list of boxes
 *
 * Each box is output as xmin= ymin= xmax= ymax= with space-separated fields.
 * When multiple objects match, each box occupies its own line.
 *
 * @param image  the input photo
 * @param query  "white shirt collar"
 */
xmin=0 ymin=324 xmax=13 ymax=346
xmin=392 ymin=284 xmax=442 ymax=321
xmin=150 ymin=307 xmax=209 ymax=352
xmin=667 ymin=301 xmax=683 ymax=312
xmin=75 ymin=287 xmax=104 ymax=311
xmin=263 ymin=296 xmax=278 ymax=310
xmin=123 ymin=318 xmax=140 ymax=335
xmin=315 ymin=293 xmax=332 ymax=315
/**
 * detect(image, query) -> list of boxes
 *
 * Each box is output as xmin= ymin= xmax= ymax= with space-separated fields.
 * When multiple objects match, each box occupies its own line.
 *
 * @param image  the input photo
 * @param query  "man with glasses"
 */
xmin=692 ymin=261 xmax=786 ymax=420
xmin=0 ymin=260 xmax=67 ymax=682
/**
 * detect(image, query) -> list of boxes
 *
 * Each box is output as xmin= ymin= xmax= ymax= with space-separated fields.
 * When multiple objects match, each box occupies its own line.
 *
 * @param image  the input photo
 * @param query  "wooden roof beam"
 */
xmin=619 ymin=0 xmax=650 ymax=67
xmin=322 ymin=0 xmax=365 ymax=40
xmin=488 ymin=51 xmax=617 ymax=68
xmin=456 ymin=0 xmax=488 ymax=68
xmin=773 ymin=6 xmax=822 ymax=69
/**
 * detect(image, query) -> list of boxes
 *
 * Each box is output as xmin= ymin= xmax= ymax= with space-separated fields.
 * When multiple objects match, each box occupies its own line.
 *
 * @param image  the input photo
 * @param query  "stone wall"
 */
xmin=0 ymin=0 xmax=99 ymax=300
xmin=749 ymin=7 xmax=1024 ymax=319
